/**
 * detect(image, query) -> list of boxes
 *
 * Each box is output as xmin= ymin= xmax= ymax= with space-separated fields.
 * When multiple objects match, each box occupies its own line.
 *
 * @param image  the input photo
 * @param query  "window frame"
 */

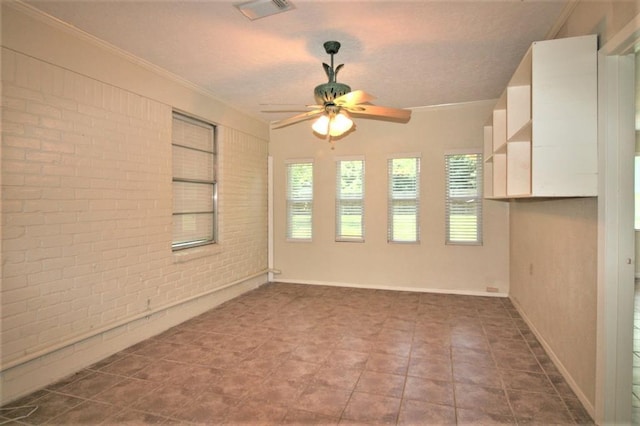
xmin=445 ymin=150 xmax=483 ymax=246
xmin=335 ymin=156 xmax=365 ymax=243
xmin=171 ymin=112 xmax=217 ymax=251
xmin=387 ymin=154 xmax=421 ymax=244
xmin=286 ymin=159 xmax=314 ymax=242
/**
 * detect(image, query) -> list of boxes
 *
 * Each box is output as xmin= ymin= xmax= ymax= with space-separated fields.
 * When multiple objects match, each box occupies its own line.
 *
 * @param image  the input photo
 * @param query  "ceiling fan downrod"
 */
xmin=323 ymin=40 xmax=341 ymax=71
xmin=314 ymin=41 xmax=351 ymax=104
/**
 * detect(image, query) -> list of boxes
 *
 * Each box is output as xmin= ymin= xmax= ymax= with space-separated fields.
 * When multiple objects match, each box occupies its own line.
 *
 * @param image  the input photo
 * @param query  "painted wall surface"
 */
xmin=510 ymin=0 xmax=640 ymax=412
xmin=635 ymin=52 xmax=640 ymax=278
xmin=270 ymin=101 xmax=510 ymax=295
xmin=555 ymin=0 xmax=640 ymax=47
xmin=1 ymin=4 xmax=269 ymax=403
xmin=509 ymin=198 xmax=597 ymax=404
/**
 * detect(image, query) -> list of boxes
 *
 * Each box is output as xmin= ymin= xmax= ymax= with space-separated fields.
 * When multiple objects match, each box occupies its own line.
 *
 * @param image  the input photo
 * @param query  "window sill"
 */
xmin=445 ymin=241 xmax=483 ymax=246
xmin=173 ymin=243 xmax=222 ymax=263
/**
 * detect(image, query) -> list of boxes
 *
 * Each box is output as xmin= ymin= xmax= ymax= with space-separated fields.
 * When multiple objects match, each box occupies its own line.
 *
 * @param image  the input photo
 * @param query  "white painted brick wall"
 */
xmin=1 ymin=47 xmax=268 ymax=392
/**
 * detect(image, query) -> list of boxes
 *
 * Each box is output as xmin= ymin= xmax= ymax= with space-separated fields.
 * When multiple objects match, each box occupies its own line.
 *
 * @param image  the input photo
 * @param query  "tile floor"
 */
xmin=1 ymin=282 xmax=593 ymax=425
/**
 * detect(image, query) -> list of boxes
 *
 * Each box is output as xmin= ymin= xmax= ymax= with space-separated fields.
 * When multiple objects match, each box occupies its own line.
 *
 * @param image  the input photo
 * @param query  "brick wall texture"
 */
xmin=1 ymin=47 xmax=268 ymax=370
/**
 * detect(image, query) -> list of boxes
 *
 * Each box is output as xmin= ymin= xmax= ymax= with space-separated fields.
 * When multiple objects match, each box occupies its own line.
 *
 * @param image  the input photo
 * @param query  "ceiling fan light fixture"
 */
xmin=331 ymin=111 xmax=354 ymax=136
xmin=312 ymin=111 xmax=353 ymax=137
xmin=311 ymin=114 xmax=330 ymax=135
xmin=270 ymin=40 xmax=411 ymax=145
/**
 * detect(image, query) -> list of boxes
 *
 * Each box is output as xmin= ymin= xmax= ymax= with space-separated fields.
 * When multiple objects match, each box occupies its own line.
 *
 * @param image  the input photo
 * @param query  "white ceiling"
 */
xmin=25 ymin=0 xmax=570 ymax=124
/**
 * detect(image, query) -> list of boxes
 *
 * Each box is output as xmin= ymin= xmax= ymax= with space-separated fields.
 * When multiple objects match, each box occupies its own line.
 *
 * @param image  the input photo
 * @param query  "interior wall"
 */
xmin=509 ymin=0 xmax=640 ymax=414
xmin=0 ymin=3 xmax=269 ymax=404
xmin=270 ymin=101 xmax=510 ymax=295
xmin=509 ymin=198 xmax=597 ymax=404
xmin=554 ymin=0 xmax=640 ymax=46
xmin=635 ymin=52 xmax=640 ymax=278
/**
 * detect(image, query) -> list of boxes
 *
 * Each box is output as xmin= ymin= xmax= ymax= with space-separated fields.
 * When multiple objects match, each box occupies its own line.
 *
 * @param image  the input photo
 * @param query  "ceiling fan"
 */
xmin=270 ymin=41 xmax=412 ymax=145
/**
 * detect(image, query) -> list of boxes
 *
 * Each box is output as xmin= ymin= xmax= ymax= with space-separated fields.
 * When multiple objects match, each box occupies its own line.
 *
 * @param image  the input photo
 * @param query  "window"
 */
xmin=336 ymin=158 xmax=365 ymax=242
xmin=388 ymin=156 xmax=420 ymax=243
xmin=172 ymin=113 xmax=217 ymax=250
xmin=286 ymin=161 xmax=313 ymax=241
xmin=445 ymin=152 xmax=482 ymax=245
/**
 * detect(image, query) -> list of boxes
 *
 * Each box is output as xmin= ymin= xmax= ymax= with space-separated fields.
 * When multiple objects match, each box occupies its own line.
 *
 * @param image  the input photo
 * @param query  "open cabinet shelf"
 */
xmin=483 ymin=35 xmax=597 ymax=199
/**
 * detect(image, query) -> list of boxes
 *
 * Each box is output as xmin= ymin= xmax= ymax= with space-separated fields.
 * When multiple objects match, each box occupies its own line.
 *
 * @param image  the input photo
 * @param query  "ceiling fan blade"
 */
xmin=271 ymin=109 xmax=324 ymax=129
xmin=345 ymin=104 xmax=412 ymax=122
xmin=262 ymin=104 xmax=324 ymax=113
xmin=334 ymin=90 xmax=376 ymax=106
xmin=262 ymin=108 xmax=312 ymax=113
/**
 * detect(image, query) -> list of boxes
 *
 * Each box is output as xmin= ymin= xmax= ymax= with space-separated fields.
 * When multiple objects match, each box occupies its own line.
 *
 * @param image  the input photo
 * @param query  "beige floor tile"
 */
xmin=342 ymin=391 xmax=401 ymax=425
xmin=398 ymin=399 xmax=456 ymax=426
xmin=354 ymin=370 xmax=406 ymax=397
xmin=295 ymin=384 xmax=352 ymax=418
xmin=404 ymin=376 xmax=455 ymax=406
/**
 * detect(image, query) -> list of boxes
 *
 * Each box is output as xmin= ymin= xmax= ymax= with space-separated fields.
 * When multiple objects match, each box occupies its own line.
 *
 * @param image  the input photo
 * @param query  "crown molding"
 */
xmin=544 ymin=0 xmax=579 ymax=40
xmin=410 ymin=98 xmax=496 ymax=112
xmin=600 ymin=11 xmax=640 ymax=55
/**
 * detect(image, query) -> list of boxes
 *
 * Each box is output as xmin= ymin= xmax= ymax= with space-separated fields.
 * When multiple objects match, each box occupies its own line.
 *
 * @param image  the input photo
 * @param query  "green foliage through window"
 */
xmin=388 ymin=157 xmax=420 ymax=243
xmin=445 ymin=153 xmax=482 ymax=244
xmin=336 ymin=159 xmax=364 ymax=241
xmin=286 ymin=162 xmax=313 ymax=240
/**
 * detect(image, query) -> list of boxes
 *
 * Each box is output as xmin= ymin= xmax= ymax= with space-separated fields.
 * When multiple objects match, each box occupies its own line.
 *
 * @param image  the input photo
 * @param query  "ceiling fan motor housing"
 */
xmin=314 ymin=82 xmax=352 ymax=105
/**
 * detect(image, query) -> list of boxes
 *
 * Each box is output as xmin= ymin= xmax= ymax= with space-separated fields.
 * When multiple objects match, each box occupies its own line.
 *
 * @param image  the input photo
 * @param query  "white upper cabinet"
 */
xmin=484 ymin=35 xmax=597 ymax=199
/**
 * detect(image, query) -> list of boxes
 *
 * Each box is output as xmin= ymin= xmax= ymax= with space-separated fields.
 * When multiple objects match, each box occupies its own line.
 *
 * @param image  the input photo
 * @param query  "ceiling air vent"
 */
xmin=234 ymin=0 xmax=295 ymax=21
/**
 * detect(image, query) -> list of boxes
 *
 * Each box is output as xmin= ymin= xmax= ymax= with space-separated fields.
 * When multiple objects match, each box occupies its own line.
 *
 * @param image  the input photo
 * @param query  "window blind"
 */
xmin=172 ymin=113 xmax=216 ymax=250
xmin=445 ymin=153 xmax=482 ymax=245
xmin=286 ymin=162 xmax=313 ymax=241
xmin=388 ymin=157 xmax=420 ymax=243
xmin=336 ymin=159 xmax=364 ymax=241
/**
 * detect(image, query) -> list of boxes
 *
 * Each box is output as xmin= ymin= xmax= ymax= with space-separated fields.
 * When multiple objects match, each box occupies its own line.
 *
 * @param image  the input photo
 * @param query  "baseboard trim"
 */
xmin=272 ymin=278 xmax=508 ymax=298
xmin=509 ymin=296 xmax=596 ymax=419
xmin=2 ymin=270 xmax=269 ymax=373
xmin=0 ymin=272 xmax=268 ymax=405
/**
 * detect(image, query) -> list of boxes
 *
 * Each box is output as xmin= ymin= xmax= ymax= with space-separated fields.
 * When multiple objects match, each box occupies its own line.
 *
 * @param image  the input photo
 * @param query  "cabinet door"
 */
xmin=530 ymin=35 xmax=597 ymax=196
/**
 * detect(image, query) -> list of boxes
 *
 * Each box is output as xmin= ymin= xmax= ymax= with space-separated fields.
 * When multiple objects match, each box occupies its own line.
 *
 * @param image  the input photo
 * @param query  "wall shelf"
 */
xmin=508 ymin=120 xmax=532 ymax=143
xmin=483 ymin=35 xmax=597 ymax=199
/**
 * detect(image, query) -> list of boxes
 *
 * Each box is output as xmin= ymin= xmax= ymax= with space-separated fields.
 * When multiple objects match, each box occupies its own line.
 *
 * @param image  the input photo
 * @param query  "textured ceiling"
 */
xmin=25 ymin=0 xmax=570 ymax=124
